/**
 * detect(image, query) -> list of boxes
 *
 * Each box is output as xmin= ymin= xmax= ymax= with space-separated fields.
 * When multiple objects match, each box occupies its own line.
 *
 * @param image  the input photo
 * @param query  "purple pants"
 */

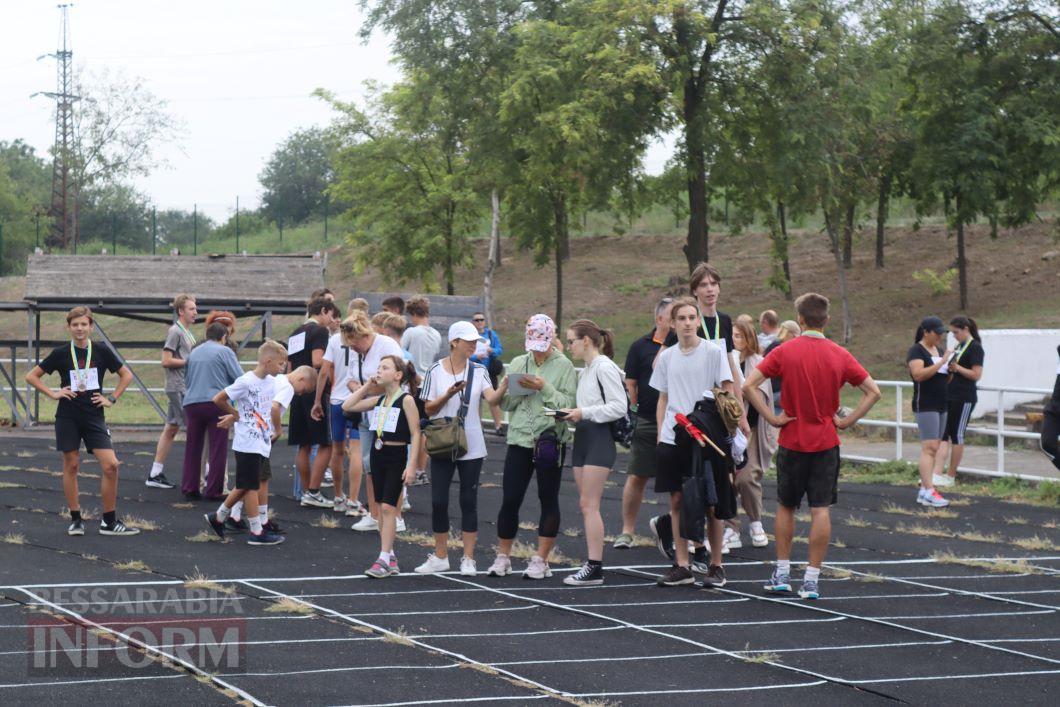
xmin=182 ymin=401 xmax=230 ymax=498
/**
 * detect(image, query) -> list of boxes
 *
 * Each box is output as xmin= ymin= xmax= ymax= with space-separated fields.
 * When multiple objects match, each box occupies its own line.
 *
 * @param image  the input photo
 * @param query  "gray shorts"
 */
xmin=166 ymin=392 xmax=186 ymax=428
xmin=914 ymin=411 xmax=947 ymax=441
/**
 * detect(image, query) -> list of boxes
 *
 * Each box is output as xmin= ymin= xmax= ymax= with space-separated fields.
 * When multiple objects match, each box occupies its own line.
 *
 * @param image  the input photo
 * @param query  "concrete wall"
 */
xmin=946 ymin=329 xmax=1060 ymax=418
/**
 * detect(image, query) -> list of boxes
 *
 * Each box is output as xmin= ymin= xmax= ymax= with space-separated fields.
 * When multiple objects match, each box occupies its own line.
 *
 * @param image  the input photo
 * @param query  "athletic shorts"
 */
xmin=942 ymin=401 xmax=973 ymax=445
xmin=627 ymin=418 xmax=657 ymax=478
xmin=370 ymin=445 xmax=408 ymax=506
xmin=330 ymin=403 xmax=359 ymax=442
xmin=776 ymin=445 xmax=840 ymax=509
xmin=234 ymin=451 xmax=263 ymax=491
xmin=55 ymin=415 xmax=113 ymax=454
xmin=287 ymin=392 xmax=331 ymax=447
xmin=571 ymin=421 xmax=616 ymax=469
xmin=165 ymin=392 xmax=186 ymax=428
xmin=654 ymin=441 xmax=695 ymax=494
xmin=914 ymin=411 xmax=947 ymax=441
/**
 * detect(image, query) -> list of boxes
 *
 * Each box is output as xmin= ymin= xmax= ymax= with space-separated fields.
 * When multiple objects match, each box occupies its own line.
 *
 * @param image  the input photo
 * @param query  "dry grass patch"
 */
xmin=955 ymin=530 xmax=1005 ymax=544
xmin=518 ymin=521 xmax=537 ymax=531
xmin=931 ymin=551 xmax=1043 ymax=575
xmin=123 ymin=516 xmax=159 ymax=531
xmin=901 ymin=523 xmax=950 ymax=539
xmin=2 ymin=532 xmax=26 ymax=545
xmin=831 ymin=538 xmax=847 ymax=549
xmin=0 ymin=481 xmax=23 ymax=489
xmin=1005 ymin=516 xmax=1028 ymax=525
xmin=185 ymin=530 xmax=226 ymax=543
xmin=402 ymin=530 xmax=462 ymax=549
xmin=821 ymin=566 xmax=853 ymax=579
xmin=854 ymin=572 xmax=885 ymax=583
xmin=83 ymin=553 xmax=99 ymax=561
xmin=171 ymin=502 xmax=194 ymax=510
xmin=114 ymin=559 xmax=151 ymax=573
xmin=264 ymin=596 xmax=314 ymax=614
xmin=1043 ymin=519 xmax=1058 ymax=529
xmin=508 ymin=540 xmax=577 ymax=566
xmin=843 ymin=516 xmax=871 ymax=528
xmin=184 ymin=569 xmax=235 ymax=594
xmin=311 ymin=514 xmax=339 ymax=529
xmin=16 ymin=450 xmax=35 ymax=458
xmin=603 ymin=533 xmax=655 ymax=547
xmin=794 ymin=512 xmax=812 ymax=522
xmin=562 ymin=527 xmax=582 ymax=538
xmin=382 ymin=626 xmax=413 ymax=646
xmin=740 ymin=644 xmax=780 ymax=664
xmin=1011 ymin=535 xmax=1059 ymax=552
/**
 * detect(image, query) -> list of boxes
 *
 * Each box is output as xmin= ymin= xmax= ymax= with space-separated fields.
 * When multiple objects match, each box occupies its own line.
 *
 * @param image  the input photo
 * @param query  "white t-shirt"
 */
xmin=401 ymin=325 xmax=442 ymax=377
xmin=348 ymin=334 xmax=405 ymax=390
xmin=272 ymin=373 xmax=294 ymax=412
xmin=420 ymin=360 xmax=492 ymax=460
xmin=322 ymin=333 xmax=356 ymax=404
xmin=224 ymin=371 xmax=276 ymax=457
xmin=649 ymin=337 xmax=732 ymax=445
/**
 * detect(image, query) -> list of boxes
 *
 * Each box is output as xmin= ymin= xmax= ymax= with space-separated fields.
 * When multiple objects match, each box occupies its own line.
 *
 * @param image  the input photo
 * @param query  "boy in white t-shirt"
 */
xmin=205 ymin=341 xmax=287 ymax=546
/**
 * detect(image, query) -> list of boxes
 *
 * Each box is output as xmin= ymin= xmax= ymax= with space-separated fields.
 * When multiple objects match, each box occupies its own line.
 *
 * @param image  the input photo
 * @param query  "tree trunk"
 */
xmin=823 ymin=204 xmax=853 ymax=344
xmin=444 ymin=212 xmax=455 ymax=295
xmin=875 ymin=171 xmax=891 ymax=268
xmin=682 ymin=79 xmax=709 ymax=271
xmin=842 ymin=201 xmax=854 ymax=269
xmin=483 ymin=190 xmax=501 ymax=328
xmin=956 ymin=193 xmax=968 ymax=310
xmin=769 ymin=200 xmax=793 ymax=300
xmin=989 ymin=211 xmax=998 ymax=240
xmin=553 ymin=193 xmax=568 ymax=328
xmin=779 ymin=201 xmax=792 ymax=299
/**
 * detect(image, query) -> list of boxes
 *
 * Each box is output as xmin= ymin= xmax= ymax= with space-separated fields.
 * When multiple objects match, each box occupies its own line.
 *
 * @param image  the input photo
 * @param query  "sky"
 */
xmin=1 ymin=0 xmax=672 ymax=222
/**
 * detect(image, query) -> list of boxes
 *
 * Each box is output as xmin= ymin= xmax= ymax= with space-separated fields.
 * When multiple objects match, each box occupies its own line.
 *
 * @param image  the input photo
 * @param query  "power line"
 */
xmin=87 ymin=41 xmax=360 ymax=62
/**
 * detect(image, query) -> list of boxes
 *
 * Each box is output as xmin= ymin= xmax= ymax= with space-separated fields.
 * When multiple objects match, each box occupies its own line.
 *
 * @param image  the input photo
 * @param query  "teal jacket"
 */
xmin=501 ymin=349 xmax=577 ymax=449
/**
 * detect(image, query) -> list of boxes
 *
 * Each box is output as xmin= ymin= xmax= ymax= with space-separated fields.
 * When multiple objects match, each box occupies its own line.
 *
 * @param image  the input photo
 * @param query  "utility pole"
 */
xmin=193 ymin=204 xmax=198 ymax=255
xmin=235 ymin=196 xmax=240 ymax=253
xmin=33 ymin=5 xmax=79 ymax=250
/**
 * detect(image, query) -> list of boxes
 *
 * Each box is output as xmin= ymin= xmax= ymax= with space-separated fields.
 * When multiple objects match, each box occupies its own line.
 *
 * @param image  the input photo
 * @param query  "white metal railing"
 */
xmin=846 ymin=380 xmax=1052 ymax=482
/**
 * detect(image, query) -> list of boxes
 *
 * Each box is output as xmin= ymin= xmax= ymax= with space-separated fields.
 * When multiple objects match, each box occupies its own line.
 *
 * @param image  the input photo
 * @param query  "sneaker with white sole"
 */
xmin=460 ymin=556 xmax=477 ymax=576
xmin=691 ymin=547 xmax=710 ymax=574
xmin=701 ymin=564 xmax=727 ymax=588
xmin=750 ymin=521 xmax=769 ymax=547
xmin=648 ymin=514 xmax=675 ymax=562
xmin=67 ymin=519 xmax=85 ymax=536
xmin=415 ymin=553 xmax=450 ymax=574
xmin=917 ymin=487 xmax=950 ymax=508
xmin=657 ymin=564 xmax=695 ymax=586
xmin=932 ymin=473 xmax=955 ymax=488
xmin=99 ymin=520 xmax=140 ymax=536
xmin=332 ymin=496 xmax=348 ymax=513
xmin=396 ymin=517 xmax=406 ymax=533
xmin=487 ymin=554 xmax=512 ymax=576
xmin=247 ymin=531 xmax=285 ymax=546
xmin=351 ymin=515 xmax=379 ymax=532
xmin=322 ymin=470 xmax=334 ymax=488
xmin=301 ymin=491 xmax=333 ymax=508
xmin=145 ymin=473 xmax=175 ymax=489
xmin=402 ymin=493 xmax=411 ymax=512
xmin=365 ymin=559 xmax=390 ymax=578
xmin=764 ymin=569 xmax=792 ymax=593
xmin=723 ymin=527 xmax=743 ymax=549
xmin=523 ymin=555 xmax=553 ymax=580
xmin=798 ymin=579 xmax=820 ymax=600
xmin=612 ymin=533 xmax=634 ymax=549
xmin=388 ymin=556 xmax=400 ymax=575
xmin=563 ymin=562 xmax=604 ymax=586
xmin=345 ymin=500 xmax=367 ymax=517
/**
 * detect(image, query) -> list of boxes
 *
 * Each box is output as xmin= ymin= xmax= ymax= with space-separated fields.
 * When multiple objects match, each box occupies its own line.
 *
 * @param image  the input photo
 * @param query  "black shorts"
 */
xmin=776 ymin=446 xmax=840 ymax=509
xmin=287 ymin=392 xmax=331 ymax=447
xmin=370 ymin=445 xmax=408 ymax=506
xmin=55 ymin=415 xmax=112 ymax=454
xmin=654 ymin=441 xmax=696 ymax=494
xmin=234 ymin=451 xmax=263 ymax=491
xmin=942 ymin=400 xmax=974 ymax=445
xmin=571 ymin=421 xmax=616 ymax=468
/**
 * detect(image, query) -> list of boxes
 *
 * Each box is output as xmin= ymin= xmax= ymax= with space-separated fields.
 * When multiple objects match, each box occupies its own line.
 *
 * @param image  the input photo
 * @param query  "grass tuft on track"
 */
xmin=264 ymin=596 xmax=314 ymax=614
xmin=186 ymin=530 xmax=226 ymax=543
xmin=382 ymin=625 xmax=413 ymax=646
xmin=2 ymin=532 xmax=27 ymax=544
xmin=740 ymin=644 xmax=781 ymax=664
xmin=114 ymin=559 xmax=151 ymax=573
xmin=184 ymin=568 xmax=235 ymax=594
xmin=311 ymin=513 xmax=340 ymax=529
xmin=931 ymin=551 xmax=1045 ymax=574
xmin=123 ymin=516 xmax=159 ymax=531
xmin=1010 ymin=535 xmax=1059 ymax=552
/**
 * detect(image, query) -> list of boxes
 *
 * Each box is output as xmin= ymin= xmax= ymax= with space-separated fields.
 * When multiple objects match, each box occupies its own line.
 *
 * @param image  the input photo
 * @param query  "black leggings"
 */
xmin=497 ymin=445 xmax=563 ymax=540
xmin=430 ymin=457 xmax=484 ymax=533
xmin=1043 ymin=409 xmax=1060 ymax=471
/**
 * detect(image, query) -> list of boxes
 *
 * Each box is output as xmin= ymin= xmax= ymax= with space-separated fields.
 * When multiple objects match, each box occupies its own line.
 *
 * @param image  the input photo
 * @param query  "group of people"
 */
xmin=27 ymin=263 xmax=1060 ymax=599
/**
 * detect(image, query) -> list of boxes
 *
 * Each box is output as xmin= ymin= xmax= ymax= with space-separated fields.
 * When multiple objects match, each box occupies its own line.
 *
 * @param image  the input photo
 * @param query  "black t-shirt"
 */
xmin=38 ymin=341 xmax=123 ymax=419
xmin=907 ymin=343 xmax=948 ymax=412
xmin=764 ymin=339 xmax=783 ymax=395
xmin=624 ymin=331 xmax=666 ymax=420
xmin=664 ymin=311 xmax=734 ymax=352
xmin=947 ymin=339 xmax=985 ymax=403
xmin=287 ymin=321 xmax=331 ymax=399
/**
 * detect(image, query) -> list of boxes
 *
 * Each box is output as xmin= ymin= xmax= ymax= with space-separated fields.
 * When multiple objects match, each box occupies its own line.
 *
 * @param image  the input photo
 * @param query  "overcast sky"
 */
xmin=2 ymin=0 xmax=671 ymax=222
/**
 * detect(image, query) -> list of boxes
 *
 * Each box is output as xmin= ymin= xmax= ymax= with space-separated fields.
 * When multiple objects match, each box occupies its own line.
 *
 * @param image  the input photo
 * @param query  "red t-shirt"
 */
xmin=756 ymin=335 xmax=869 ymax=452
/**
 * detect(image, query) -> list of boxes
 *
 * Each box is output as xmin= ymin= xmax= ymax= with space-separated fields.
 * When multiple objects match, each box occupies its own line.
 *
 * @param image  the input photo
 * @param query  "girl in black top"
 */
xmin=25 ymin=306 xmax=139 ymax=536
xmin=906 ymin=316 xmax=953 ymax=508
xmin=343 ymin=355 xmax=421 ymax=578
xmin=1041 ymin=345 xmax=1060 ymax=471
xmin=934 ymin=316 xmax=985 ymax=486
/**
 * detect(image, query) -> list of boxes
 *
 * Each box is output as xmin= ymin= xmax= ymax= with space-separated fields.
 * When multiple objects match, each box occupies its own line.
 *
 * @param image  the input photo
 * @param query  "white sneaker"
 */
xmin=523 ymin=555 xmax=553 ymax=580
xmin=301 ymin=491 xmax=333 ymax=508
xmin=917 ymin=488 xmax=950 ymax=508
xmin=351 ymin=515 xmax=379 ymax=532
xmin=750 ymin=521 xmax=768 ymax=548
xmin=460 ymin=556 xmax=477 ymax=576
xmin=487 ymin=554 xmax=512 ymax=576
xmin=396 ymin=517 xmax=406 ymax=533
xmin=932 ymin=473 xmax=955 ymax=488
xmin=345 ymin=500 xmax=367 ymax=517
xmin=322 ymin=470 xmax=334 ymax=488
xmin=402 ymin=492 xmax=411 ymax=512
xmin=723 ymin=527 xmax=743 ymax=549
xmin=332 ymin=496 xmax=348 ymax=513
xmin=415 ymin=553 xmax=450 ymax=574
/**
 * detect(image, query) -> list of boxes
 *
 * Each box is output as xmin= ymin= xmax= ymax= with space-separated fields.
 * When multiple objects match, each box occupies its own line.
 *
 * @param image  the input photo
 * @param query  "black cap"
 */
xmin=919 ymin=316 xmax=946 ymax=335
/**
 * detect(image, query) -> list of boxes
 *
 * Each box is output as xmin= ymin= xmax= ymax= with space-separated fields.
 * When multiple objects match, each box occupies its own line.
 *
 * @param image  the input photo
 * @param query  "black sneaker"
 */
xmin=701 ymin=564 xmax=727 ymax=589
xmin=691 ymin=547 xmax=710 ymax=574
xmin=67 ymin=519 xmax=85 ymax=536
xmin=657 ymin=564 xmax=695 ymax=586
xmin=183 ymin=491 xmax=203 ymax=502
xmin=145 ymin=473 xmax=175 ymax=489
xmin=262 ymin=519 xmax=285 ymax=535
xmin=224 ymin=517 xmax=248 ymax=533
xmin=204 ymin=513 xmax=226 ymax=539
xmin=563 ymin=562 xmax=604 ymax=586
xmin=247 ymin=531 xmax=285 ymax=546
xmin=649 ymin=514 xmax=675 ymax=562
xmin=99 ymin=520 xmax=140 ymax=536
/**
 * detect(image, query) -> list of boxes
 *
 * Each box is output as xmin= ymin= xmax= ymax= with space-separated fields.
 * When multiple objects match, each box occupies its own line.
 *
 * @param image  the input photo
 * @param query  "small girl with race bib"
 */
xmin=343 ymin=355 xmax=422 ymax=577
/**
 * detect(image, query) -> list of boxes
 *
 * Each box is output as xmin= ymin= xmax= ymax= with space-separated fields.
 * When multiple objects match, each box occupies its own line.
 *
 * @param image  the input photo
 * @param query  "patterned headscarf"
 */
xmin=525 ymin=314 xmax=555 ymax=353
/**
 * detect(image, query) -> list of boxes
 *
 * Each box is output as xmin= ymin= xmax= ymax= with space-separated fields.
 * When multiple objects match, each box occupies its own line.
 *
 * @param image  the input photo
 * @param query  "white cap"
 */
xmin=448 ymin=321 xmax=482 ymax=343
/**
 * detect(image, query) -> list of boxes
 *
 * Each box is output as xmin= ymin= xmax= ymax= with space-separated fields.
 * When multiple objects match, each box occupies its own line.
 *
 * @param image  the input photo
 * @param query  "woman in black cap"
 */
xmin=907 ymin=316 xmax=952 ymax=508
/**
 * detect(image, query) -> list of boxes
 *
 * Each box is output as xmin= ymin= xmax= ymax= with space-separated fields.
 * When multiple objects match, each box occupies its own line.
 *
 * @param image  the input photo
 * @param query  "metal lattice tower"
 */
xmin=37 ymin=5 xmax=80 ymax=249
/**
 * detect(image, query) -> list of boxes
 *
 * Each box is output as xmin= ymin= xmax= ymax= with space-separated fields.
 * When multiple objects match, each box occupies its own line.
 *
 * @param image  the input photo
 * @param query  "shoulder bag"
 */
xmin=596 ymin=362 xmax=635 ymax=449
xmin=423 ymin=362 xmax=474 ymax=461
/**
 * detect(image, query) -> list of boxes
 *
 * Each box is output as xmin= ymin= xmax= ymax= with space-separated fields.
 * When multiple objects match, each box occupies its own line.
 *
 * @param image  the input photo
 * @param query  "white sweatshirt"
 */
xmin=576 ymin=355 xmax=628 ymax=423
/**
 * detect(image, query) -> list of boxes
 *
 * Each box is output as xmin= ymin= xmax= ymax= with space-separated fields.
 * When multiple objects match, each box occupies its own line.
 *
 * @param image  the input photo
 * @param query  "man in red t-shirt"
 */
xmin=743 ymin=292 xmax=880 ymax=600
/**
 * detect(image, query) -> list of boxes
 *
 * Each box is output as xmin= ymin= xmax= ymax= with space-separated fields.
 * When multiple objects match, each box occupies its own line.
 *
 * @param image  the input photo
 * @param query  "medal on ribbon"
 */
xmin=70 ymin=339 xmax=92 ymax=392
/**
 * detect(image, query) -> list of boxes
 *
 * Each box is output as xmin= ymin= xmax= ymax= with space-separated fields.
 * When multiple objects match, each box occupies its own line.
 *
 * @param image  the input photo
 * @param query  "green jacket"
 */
xmin=501 ymin=349 xmax=577 ymax=449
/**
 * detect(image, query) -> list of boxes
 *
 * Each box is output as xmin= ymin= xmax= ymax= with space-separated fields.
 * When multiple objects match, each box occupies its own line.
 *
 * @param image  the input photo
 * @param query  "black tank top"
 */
xmin=374 ymin=392 xmax=412 ymax=444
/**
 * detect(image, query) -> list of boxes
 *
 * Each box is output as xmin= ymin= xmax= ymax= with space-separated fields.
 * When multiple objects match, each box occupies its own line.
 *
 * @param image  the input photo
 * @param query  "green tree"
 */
xmin=259 ymin=127 xmax=337 ymax=227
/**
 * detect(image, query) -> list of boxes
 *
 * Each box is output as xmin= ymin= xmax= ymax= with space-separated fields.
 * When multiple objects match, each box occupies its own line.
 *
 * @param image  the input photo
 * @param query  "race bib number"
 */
xmin=68 ymin=367 xmax=100 ymax=391
xmin=368 ymin=407 xmax=400 ymax=433
xmin=287 ymin=332 xmax=306 ymax=356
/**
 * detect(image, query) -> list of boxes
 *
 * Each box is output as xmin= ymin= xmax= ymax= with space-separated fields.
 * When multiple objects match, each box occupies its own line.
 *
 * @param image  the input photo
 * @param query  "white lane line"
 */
xmin=0 ymin=673 xmax=184 ymax=690
xmin=219 ymin=663 xmax=464 ymax=679
xmin=348 ymin=605 xmax=538 ymax=618
xmin=565 ymin=680 xmax=829 ymax=699
xmin=869 ymin=609 xmax=1054 ymax=620
xmin=332 ymin=695 xmax=553 ymax=707
xmin=567 ymin=598 xmax=750 ymax=608
xmin=13 ymin=587 xmax=265 ymax=706
xmin=0 ymin=634 xmax=386 ymax=657
xmin=733 ymin=639 xmax=953 ymax=654
xmin=490 ymin=651 xmax=714 ymax=666
xmin=985 ymin=637 xmax=1060 ymax=644
xmin=817 ymin=592 xmax=950 ymax=601
xmin=0 ymin=614 xmax=313 ymax=630
xmin=640 ymin=617 xmax=849 ymax=629
xmin=238 ymin=580 xmax=569 ymax=700
xmin=418 ymin=625 xmax=625 ymax=639
xmin=992 ymin=589 xmax=1060 ymax=596
xmin=848 ymin=669 xmax=1060 ymax=685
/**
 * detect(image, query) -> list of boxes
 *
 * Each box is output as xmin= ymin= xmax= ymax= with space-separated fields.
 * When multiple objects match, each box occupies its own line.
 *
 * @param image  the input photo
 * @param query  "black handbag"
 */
xmin=596 ymin=375 xmax=634 ymax=449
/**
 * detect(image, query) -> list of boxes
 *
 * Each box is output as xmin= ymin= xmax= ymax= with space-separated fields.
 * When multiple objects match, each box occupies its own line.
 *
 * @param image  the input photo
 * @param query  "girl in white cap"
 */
xmin=416 ymin=321 xmax=508 ymax=575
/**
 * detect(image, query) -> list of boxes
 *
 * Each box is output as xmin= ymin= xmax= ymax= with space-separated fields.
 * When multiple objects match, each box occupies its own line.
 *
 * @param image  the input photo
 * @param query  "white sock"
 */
xmin=149 ymin=462 xmax=164 ymax=478
xmin=776 ymin=559 xmax=791 ymax=575
xmin=248 ymin=516 xmax=263 ymax=534
xmin=216 ymin=504 xmax=231 ymax=522
xmin=378 ymin=551 xmax=390 ymax=563
xmin=258 ymin=505 xmax=268 ymax=523
xmin=231 ymin=501 xmax=243 ymax=522
xmin=804 ymin=565 xmax=821 ymax=583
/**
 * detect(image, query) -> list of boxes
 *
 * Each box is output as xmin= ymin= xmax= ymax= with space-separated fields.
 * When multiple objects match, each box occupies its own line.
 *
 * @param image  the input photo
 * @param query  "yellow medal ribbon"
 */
xmin=374 ymin=389 xmax=401 ymax=450
xmin=175 ymin=321 xmax=196 ymax=345
xmin=70 ymin=339 xmax=92 ymax=392
xmin=700 ymin=314 xmax=722 ymax=343
xmin=953 ymin=337 xmax=973 ymax=364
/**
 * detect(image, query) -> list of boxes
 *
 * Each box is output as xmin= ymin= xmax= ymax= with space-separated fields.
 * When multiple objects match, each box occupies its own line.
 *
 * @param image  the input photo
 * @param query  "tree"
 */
xmin=76 ymin=183 xmax=151 ymax=251
xmin=259 ymin=127 xmax=337 ymax=227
